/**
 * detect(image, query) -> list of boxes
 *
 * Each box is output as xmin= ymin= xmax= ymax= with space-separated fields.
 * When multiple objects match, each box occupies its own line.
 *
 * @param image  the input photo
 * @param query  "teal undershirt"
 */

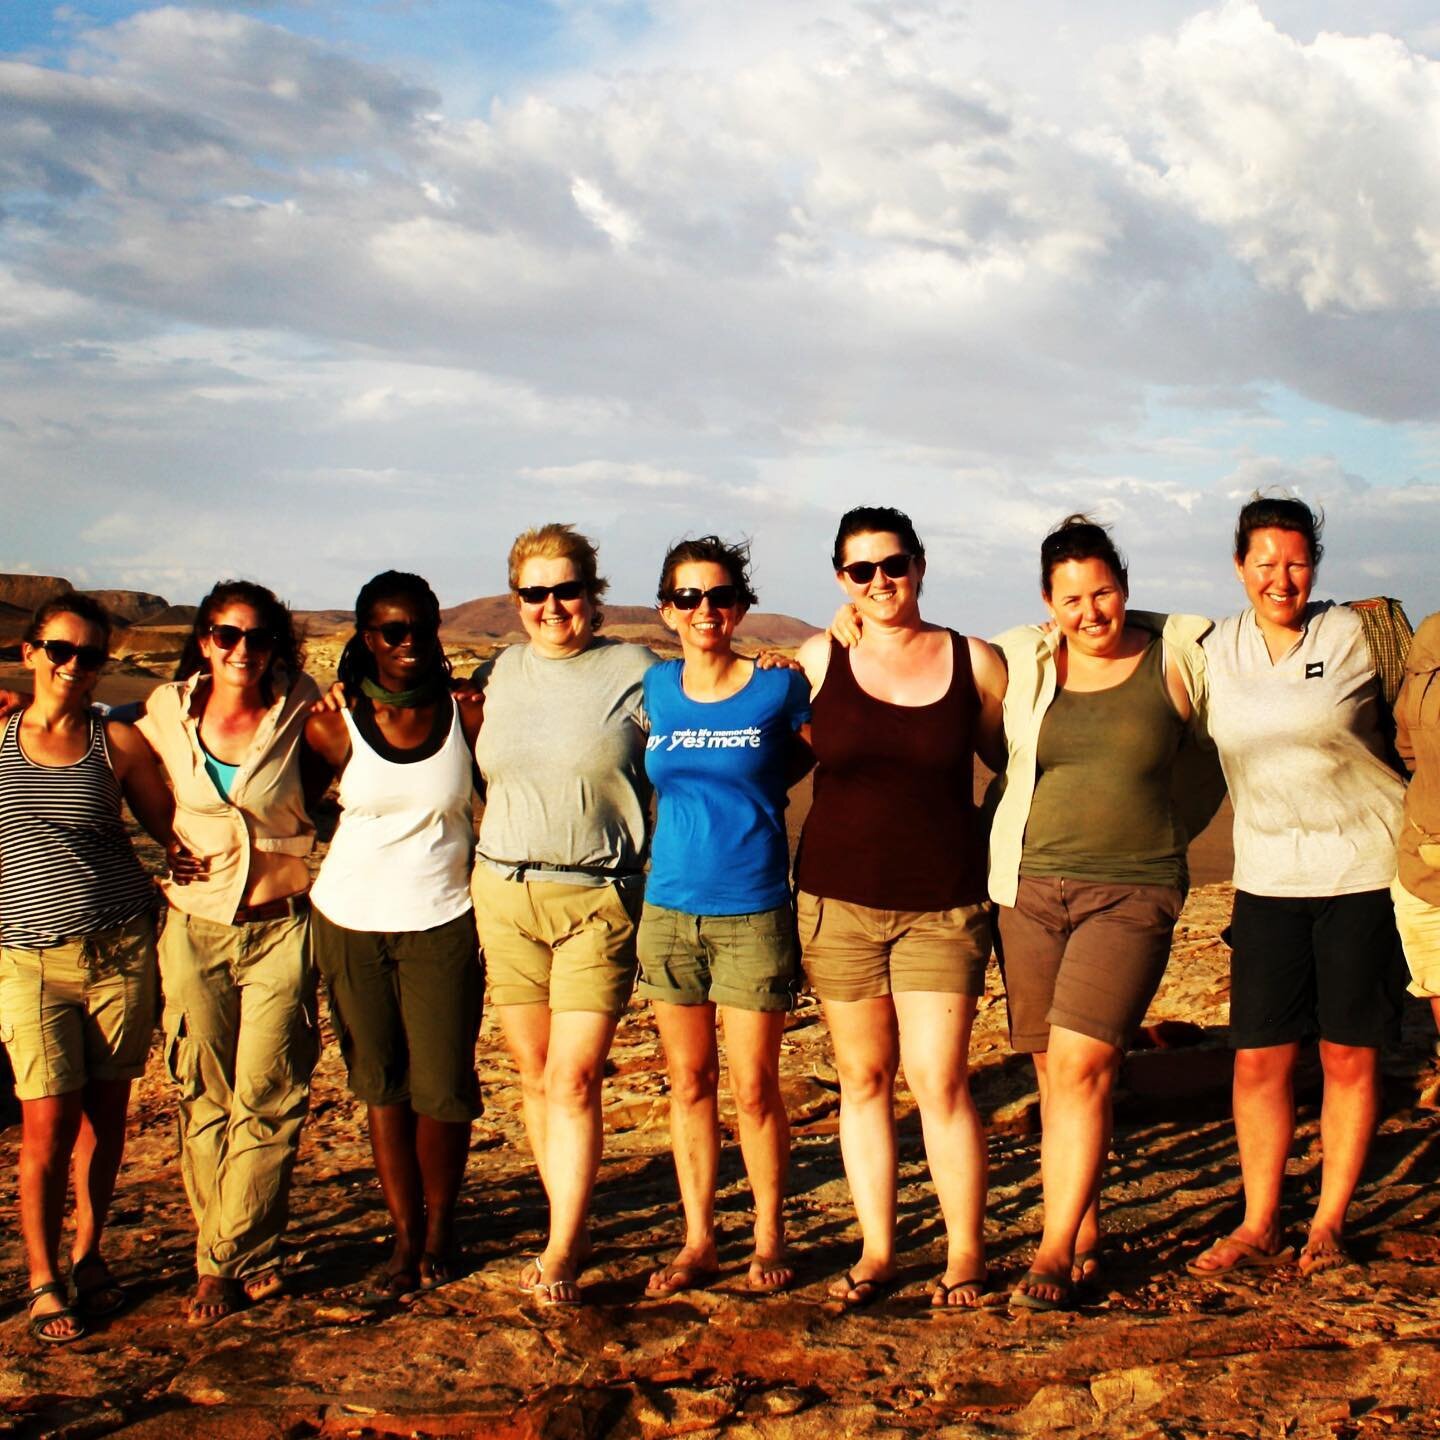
xmin=200 ymin=741 xmax=240 ymax=801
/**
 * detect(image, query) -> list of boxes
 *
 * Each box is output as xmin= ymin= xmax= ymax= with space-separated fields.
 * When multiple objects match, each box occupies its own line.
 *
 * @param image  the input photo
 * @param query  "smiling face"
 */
xmin=23 ymin=612 xmax=108 ymax=711
xmin=1044 ymin=557 xmax=1129 ymax=658
xmin=835 ymin=529 xmax=923 ymax=624
xmin=198 ymin=601 xmax=275 ymax=694
xmin=515 ymin=556 xmax=596 ymax=659
xmin=1235 ymin=526 xmax=1315 ymax=636
xmin=660 ymin=559 xmax=747 ymax=657
xmin=362 ymin=595 xmax=437 ymax=690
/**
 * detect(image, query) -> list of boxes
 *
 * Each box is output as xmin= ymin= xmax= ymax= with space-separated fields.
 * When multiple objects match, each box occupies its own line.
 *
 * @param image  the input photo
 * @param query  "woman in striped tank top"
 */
xmin=0 ymin=595 xmax=175 ymax=1344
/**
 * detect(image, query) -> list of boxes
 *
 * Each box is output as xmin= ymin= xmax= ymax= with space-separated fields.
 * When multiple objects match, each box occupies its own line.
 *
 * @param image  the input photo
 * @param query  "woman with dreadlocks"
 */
xmin=306 ymin=571 xmax=485 ymax=1303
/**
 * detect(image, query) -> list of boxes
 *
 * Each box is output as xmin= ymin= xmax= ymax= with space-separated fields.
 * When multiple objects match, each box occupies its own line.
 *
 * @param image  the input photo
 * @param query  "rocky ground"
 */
xmin=4 ymin=876 xmax=1440 ymax=1440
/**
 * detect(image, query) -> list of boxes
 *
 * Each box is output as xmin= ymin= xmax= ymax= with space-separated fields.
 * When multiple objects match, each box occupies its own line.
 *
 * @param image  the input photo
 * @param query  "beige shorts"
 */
xmin=0 ymin=910 xmax=159 ymax=1100
xmin=1392 ymin=876 xmax=1440 ymax=1000
xmin=796 ymin=890 xmax=992 ymax=1002
xmin=473 ymin=866 xmax=641 ymax=1014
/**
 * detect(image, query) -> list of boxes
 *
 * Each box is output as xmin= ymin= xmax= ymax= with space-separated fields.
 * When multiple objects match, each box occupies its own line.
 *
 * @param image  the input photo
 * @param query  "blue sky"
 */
xmin=3 ymin=0 xmax=1440 ymax=632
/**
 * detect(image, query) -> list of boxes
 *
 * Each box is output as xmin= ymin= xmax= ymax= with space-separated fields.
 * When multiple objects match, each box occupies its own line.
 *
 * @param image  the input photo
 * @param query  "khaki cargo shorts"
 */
xmin=473 ymin=865 xmax=641 ymax=1014
xmin=0 ymin=910 xmax=158 ymax=1100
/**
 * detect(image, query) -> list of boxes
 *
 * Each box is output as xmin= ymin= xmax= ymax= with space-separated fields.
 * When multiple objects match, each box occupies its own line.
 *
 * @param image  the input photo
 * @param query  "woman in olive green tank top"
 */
xmin=992 ymin=515 xmax=1214 ymax=1313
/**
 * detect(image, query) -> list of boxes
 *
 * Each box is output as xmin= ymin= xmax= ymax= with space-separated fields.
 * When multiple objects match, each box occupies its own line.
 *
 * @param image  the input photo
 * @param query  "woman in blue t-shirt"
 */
xmin=638 ymin=536 xmax=812 ymax=1295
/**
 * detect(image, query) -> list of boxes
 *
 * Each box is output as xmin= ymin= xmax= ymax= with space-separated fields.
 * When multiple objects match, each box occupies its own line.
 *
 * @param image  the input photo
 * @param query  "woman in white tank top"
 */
xmin=306 ymin=572 xmax=484 ymax=1302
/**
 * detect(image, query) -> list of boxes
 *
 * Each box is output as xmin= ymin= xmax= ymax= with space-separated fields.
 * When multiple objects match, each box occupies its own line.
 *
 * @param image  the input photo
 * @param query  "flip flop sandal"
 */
xmin=1299 ymin=1240 xmax=1354 ymax=1278
xmin=186 ymin=1281 xmax=241 ymax=1329
xmin=931 ymin=1274 xmax=988 ymax=1308
xmin=29 ymin=1282 xmax=86 ymax=1345
xmin=1185 ymin=1238 xmax=1294 ymax=1277
xmin=1009 ymin=1270 xmax=1075 ymax=1312
xmin=420 ymin=1254 xmax=454 ymax=1290
xmin=358 ymin=1265 xmax=420 ymax=1309
xmin=242 ymin=1269 xmax=286 ymax=1305
xmin=831 ymin=1268 xmax=898 ymax=1309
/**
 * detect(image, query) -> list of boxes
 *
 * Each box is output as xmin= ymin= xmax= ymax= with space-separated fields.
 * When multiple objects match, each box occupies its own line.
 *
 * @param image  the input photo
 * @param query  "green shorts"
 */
xmin=0 ymin=910 xmax=158 ymax=1100
xmin=636 ymin=902 xmax=798 ymax=1012
xmin=312 ymin=907 xmax=484 ymax=1123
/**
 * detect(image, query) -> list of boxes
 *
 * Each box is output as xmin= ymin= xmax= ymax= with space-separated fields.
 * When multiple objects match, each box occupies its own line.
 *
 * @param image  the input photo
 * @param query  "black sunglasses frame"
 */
xmin=664 ymin=585 xmax=743 ymax=612
xmin=206 ymin=624 xmax=276 ymax=651
xmin=38 ymin=639 xmax=108 ymax=671
xmin=515 ymin=581 xmax=588 ymax=605
xmin=366 ymin=621 xmax=437 ymax=648
xmin=838 ymin=553 xmax=912 ymax=585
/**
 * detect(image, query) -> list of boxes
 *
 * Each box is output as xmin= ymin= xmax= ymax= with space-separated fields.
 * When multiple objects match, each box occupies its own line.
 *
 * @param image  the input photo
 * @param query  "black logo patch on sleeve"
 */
xmin=1305 ymin=661 xmax=1324 ymax=679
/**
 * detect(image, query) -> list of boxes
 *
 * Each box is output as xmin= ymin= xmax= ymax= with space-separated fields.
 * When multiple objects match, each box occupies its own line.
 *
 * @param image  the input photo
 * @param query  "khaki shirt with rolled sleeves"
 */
xmin=1396 ymin=612 xmax=1440 ymax=906
xmin=138 ymin=670 xmax=320 ymax=924
xmin=986 ymin=610 xmax=1224 ymax=910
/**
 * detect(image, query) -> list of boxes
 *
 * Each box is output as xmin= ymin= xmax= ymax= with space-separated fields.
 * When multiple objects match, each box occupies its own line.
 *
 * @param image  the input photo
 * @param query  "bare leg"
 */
xmin=893 ymin=991 xmax=987 ymax=1307
xmin=1303 ymin=1041 xmax=1380 ymax=1270
xmin=721 ymin=1007 xmax=792 ymax=1290
xmin=416 ymin=1115 xmax=471 ymax=1279
xmin=367 ymin=1103 xmax=424 ymax=1285
xmin=1189 ymin=1042 xmax=1298 ymax=1272
xmin=19 ymin=1094 xmax=83 ymax=1339
xmin=534 ymin=1010 xmax=618 ymax=1301
xmin=648 ymin=1002 xmax=722 ymax=1293
xmin=820 ymin=996 xmax=899 ymax=1298
xmin=69 ymin=1077 xmax=132 ymax=1266
xmin=1016 ymin=1027 xmax=1119 ymax=1306
xmin=496 ymin=1003 xmax=552 ymax=1188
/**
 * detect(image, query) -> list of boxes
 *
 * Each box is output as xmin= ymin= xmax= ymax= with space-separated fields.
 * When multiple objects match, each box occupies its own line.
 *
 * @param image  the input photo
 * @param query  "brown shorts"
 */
xmin=473 ymin=865 xmax=641 ymax=1014
xmin=796 ymin=890 xmax=992 ymax=1002
xmin=0 ymin=911 xmax=158 ymax=1100
xmin=996 ymin=876 xmax=1182 ymax=1053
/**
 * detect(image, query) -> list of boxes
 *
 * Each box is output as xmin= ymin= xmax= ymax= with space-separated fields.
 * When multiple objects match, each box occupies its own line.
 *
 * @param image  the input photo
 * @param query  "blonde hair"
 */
xmin=507 ymin=523 xmax=609 ymax=604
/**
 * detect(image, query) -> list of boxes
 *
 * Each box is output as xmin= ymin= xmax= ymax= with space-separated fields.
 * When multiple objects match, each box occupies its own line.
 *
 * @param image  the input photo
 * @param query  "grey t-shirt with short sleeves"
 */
xmin=1203 ymin=600 xmax=1404 ymax=897
xmin=473 ymin=638 xmax=657 ymax=876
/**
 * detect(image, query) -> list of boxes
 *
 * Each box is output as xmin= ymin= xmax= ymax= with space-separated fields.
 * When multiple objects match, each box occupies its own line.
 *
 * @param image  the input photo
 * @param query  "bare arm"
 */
xmin=107 ymin=722 xmax=175 ymax=847
xmin=1164 ymin=655 xmax=1194 ymax=726
xmin=303 ymin=709 xmax=352 ymax=773
xmin=794 ymin=632 xmax=833 ymax=699
xmin=969 ymin=637 xmax=1008 ymax=773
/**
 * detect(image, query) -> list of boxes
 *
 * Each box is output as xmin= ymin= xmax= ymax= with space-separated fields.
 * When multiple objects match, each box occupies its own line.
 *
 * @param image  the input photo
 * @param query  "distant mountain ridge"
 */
xmin=0 ymin=574 xmax=819 ymax=653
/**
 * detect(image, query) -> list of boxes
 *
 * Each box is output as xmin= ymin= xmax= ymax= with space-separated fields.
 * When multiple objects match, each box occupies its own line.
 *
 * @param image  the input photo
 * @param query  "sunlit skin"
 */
xmin=514 ymin=557 xmax=596 ymax=660
xmin=303 ymin=593 xmax=483 ymax=1299
xmin=17 ymin=615 xmax=174 ymax=1339
xmin=791 ymin=530 xmax=1006 ymax=1308
xmin=1192 ymin=521 xmax=1372 ymax=1280
xmin=645 ymin=560 xmax=797 ymax=1293
xmin=1234 ymin=526 xmax=1315 ymax=660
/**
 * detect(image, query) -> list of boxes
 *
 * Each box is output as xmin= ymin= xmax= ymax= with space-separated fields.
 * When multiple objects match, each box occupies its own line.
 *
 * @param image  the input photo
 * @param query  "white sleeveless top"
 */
xmin=311 ymin=700 xmax=475 ymax=932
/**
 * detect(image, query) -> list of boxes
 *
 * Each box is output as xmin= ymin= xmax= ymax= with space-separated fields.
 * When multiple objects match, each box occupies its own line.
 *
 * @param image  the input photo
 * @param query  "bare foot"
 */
xmin=241 ymin=1269 xmax=285 ymax=1305
xmin=747 ymin=1251 xmax=795 ymax=1292
xmin=186 ymin=1275 xmax=240 ymax=1328
xmin=647 ymin=1243 xmax=720 ymax=1295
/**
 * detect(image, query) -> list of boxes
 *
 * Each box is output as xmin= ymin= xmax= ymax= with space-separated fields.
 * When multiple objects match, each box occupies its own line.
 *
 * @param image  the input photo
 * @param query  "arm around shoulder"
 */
xmin=795 ymin=631 xmax=832 ymax=697
xmin=107 ymin=721 xmax=175 ymax=846
xmin=968 ymin=636 xmax=1008 ymax=773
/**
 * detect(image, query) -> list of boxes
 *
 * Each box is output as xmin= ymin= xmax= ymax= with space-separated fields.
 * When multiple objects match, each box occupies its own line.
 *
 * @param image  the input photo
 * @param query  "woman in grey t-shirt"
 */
xmin=1187 ymin=495 xmax=1406 ymax=1281
xmin=471 ymin=524 xmax=655 ymax=1306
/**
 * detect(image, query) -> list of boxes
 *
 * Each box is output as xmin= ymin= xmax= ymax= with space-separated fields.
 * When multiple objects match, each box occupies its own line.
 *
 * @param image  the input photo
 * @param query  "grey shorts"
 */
xmin=996 ymin=876 xmax=1183 ymax=1053
xmin=312 ymin=907 xmax=483 ymax=1123
xmin=636 ymin=902 xmax=798 ymax=1011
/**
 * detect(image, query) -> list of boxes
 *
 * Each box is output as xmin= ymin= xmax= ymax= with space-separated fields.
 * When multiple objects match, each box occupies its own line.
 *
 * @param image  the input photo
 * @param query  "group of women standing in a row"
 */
xmin=3 ymin=497 xmax=1437 ymax=1344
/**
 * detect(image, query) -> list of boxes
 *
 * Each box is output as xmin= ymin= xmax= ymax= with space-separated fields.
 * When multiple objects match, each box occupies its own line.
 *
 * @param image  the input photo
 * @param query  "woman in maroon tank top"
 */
xmin=793 ymin=506 xmax=1007 ymax=1307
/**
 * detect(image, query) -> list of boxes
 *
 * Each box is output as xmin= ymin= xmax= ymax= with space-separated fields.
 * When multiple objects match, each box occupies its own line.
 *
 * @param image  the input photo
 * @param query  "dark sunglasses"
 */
xmin=666 ymin=585 xmax=741 ymax=611
xmin=839 ymin=553 xmax=912 ymax=584
xmin=207 ymin=624 xmax=276 ymax=651
xmin=515 ymin=581 xmax=587 ymax=605
xmin=39 ymin=639 xmax=108 ymax=670
xmin=366 ymin=620 xmax=437 ymax=647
